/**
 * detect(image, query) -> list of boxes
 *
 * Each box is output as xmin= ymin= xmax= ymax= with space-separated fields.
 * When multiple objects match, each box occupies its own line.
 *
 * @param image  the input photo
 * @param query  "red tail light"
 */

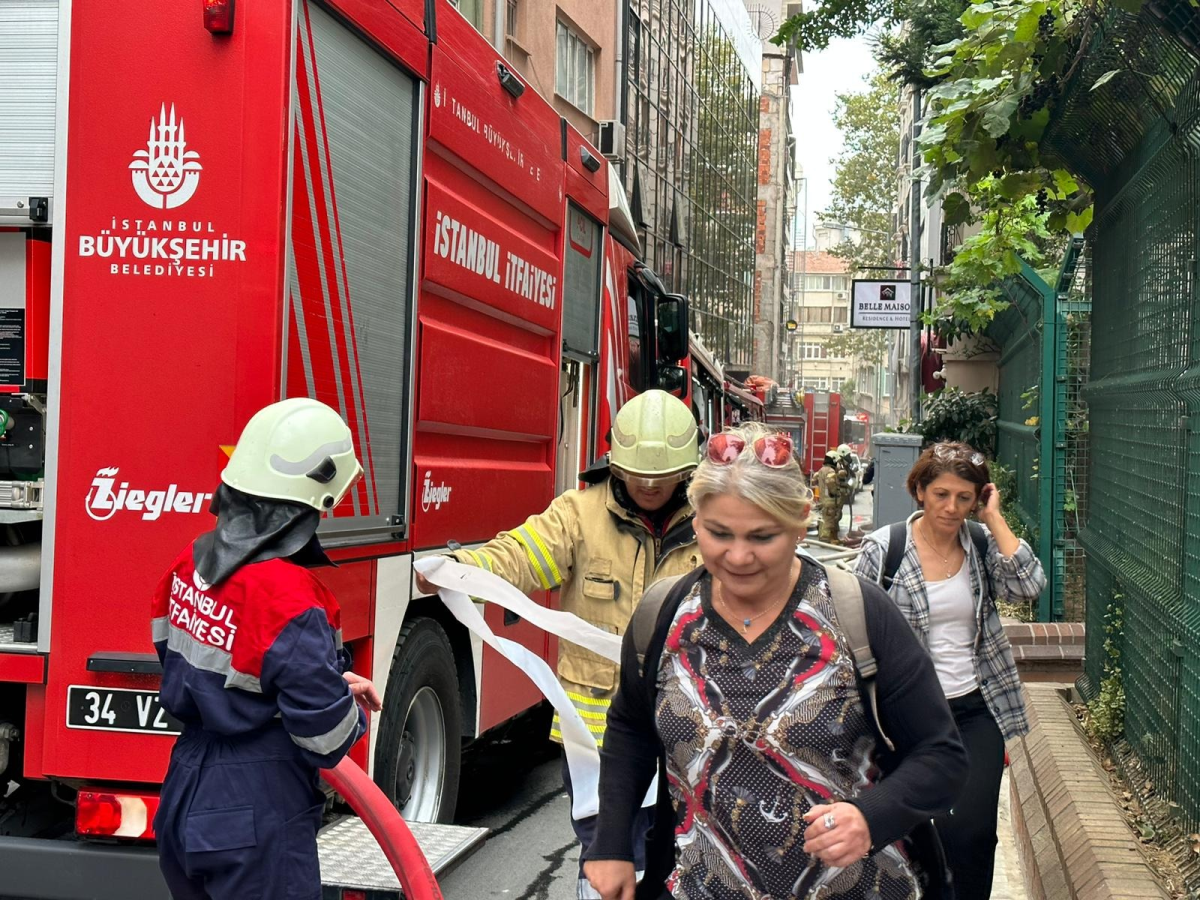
xmin=203 ymin=0 xmax=236 ymax=34
xmin=342 ymin=892 xmax=367 ymax=900
xmin=76 ymin=789 xmax=159 ymax=840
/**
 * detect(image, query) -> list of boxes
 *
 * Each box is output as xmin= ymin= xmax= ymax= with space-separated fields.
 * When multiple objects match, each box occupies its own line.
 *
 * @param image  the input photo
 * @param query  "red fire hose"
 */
xmin=321 ymin=758 xmax=445 ymax=900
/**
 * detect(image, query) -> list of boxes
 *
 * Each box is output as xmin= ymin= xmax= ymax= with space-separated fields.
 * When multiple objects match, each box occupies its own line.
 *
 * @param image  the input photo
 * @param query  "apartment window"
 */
xmin=448 ymin=0 xmax=483 ymax=29
xmin=801 ymin=342 xmax=828 ymax=360
xmin=834 ymin=307 xmax=848 ymax=323
xmin=805 ymin=275 xmax=833 ymax=291
xmin=834 ymin=276 xmax=850 ymax=292
xmin=803 ymin=306 xmax=832 ymax=323
xmin=801 ymin=378 xmax=830 ymax=391
xmin=506 ymin=0 xmax=518 ymax=37
xmin=556 ymin=21 xmax=595 ymax=115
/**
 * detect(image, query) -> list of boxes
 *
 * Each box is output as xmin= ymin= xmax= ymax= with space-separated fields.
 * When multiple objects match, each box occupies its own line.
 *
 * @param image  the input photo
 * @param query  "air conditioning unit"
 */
xmin=835 ymin=292 xmax=847 ymax=300
xmin=597 ymin=121 xmax=626 ymax=162
xmin=832 ymin=324 xmax=845 ymax=333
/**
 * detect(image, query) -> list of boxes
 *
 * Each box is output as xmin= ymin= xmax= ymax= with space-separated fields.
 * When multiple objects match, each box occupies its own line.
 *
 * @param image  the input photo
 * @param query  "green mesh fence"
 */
xmin=1042 ymin=3 xmax=1200 ymax=843
xmin=988 ymin=264 xmax=1051 ymax=569
xmin=987 ymin=263 xmax=1055 ymax=619
xmin=1054 ymin=240 xmax=1091 ymax=623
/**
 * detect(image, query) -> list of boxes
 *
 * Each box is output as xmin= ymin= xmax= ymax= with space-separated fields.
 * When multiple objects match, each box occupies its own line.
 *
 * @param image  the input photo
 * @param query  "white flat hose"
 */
xmin=414 ymin=556 xmax=655 ymax=820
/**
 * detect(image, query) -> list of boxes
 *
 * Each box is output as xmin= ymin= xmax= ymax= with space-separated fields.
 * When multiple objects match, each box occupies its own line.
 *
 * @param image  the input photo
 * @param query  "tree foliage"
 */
xmin=914 ymin=387 xmax=998 ymax=457
xmin=917 ymin=0 xmax=1098 ymax=335
xmin=775 ymin=0 xmax=897 ymax=53
xmin=780 ymin=0 xmax=1110 ymax=339
xmin=875 ymin=0 xmax=967 ymax=88
xmin=920 ymin=0 xmax=1097 ymax=228
xmin=931 ymin=178 xmax=1064 ymax=339
xmin=819 ymin=70 xmax=898 ymax=367
xmin=823 ymin=71 xmax=901 ymax=275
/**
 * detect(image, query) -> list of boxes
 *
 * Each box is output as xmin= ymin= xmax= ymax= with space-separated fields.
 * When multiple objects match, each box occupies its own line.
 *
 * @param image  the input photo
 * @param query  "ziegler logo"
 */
xmin=86 ymin=467 xmax=213 ymax=522
xmin=420 ymin=472 xmax=452 ymax=512
xmin=130 ymin=104 xmax=202 ymax=210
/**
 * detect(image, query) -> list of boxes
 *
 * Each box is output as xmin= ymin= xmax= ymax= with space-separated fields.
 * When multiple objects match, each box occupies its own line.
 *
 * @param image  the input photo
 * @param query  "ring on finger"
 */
xmin=823 ymin=813 xmax=836 ymax=831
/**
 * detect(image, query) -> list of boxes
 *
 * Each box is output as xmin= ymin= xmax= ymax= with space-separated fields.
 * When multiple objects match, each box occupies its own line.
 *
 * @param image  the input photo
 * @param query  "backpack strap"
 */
xmin=631 ymin=574 xmax=686 ymax=678
xmin=967 ymin=520 xmax=993 ymax=599
xmin=966 ymin=521 xmax=989 ymax=562
xmin=825 ymin=566 xmax=895 ymax=752
xmin=881 ymin=521 xmax=908 ymax=591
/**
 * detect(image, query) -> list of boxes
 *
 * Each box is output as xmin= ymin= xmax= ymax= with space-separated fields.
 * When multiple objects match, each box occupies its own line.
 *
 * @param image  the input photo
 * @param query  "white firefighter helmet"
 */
xmin=609 ymin=390 xmax=698 ymax=479
xmin=222 ymin=398 xmax=363 ymax=511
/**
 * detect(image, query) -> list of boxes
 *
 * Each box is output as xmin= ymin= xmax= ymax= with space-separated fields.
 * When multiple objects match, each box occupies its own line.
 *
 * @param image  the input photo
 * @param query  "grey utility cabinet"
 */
xmin=872 ymin=433 xmax=922 ymax=530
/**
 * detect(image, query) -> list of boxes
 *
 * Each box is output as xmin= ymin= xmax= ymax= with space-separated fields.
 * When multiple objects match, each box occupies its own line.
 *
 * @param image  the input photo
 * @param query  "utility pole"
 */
xmin=908 ymin=87 xmax=923 ymax=424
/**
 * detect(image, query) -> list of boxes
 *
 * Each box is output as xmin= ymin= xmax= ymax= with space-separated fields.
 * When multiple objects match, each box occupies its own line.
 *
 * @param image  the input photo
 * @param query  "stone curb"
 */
xmin=1007 ymin=683 xmax=1167 ymax=900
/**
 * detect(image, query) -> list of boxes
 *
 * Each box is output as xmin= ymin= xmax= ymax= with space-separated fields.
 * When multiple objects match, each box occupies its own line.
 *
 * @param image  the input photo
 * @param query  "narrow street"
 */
xmin=440 ymin=727 xmax=575 ymax=900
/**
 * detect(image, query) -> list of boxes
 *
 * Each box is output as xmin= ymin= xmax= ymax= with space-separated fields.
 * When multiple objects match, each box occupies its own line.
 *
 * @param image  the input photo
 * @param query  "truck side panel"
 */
xmin=39 ymin=2 xmax=294 ymax=782
xmin=415 ymin=8 xmax=568 ymax=732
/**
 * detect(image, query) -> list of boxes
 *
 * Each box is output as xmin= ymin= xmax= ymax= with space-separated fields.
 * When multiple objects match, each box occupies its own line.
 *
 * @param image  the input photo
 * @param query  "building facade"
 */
xmin=621 ymin=0 xmax=762 ymax=374
xmin=750 ymin=1 xmax=800 ymax=382
xmin=463 ymin=0 xmax=764 ymax=374
xmin=461 ymin=0 xmax=619 ymax=141
xmin=788 ymin=251 xmax=855 ymax=393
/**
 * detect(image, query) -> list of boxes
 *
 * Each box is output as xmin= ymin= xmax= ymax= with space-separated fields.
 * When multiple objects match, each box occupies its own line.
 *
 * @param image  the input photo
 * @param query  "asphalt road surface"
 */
xmin=440 ymin=716 xmax=580 ymax=900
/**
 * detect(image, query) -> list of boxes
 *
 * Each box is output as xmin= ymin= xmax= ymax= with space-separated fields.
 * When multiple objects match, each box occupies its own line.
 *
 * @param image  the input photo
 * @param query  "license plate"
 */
xmin=66 ymin=685 xmax=183 ymax=735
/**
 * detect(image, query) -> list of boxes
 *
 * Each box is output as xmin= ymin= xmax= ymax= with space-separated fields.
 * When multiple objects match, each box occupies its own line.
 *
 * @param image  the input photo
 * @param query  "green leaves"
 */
xmin=983 ymin=93 xmax=1021 ymax=136
xmin=913 ymin=387 xmax=999 ymax=457
xmin=823 ymin=70 xmax=902 ymax=277
xmin=1066 ymin=206 xmax=1094 ymax=234
xmin=907 ymin=0 xmax=1098 ymax=338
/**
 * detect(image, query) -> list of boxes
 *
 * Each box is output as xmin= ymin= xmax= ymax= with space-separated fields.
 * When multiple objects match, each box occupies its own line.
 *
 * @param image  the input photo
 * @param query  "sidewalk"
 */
xmin=994 ymin=768 xmax=1030 ymax=900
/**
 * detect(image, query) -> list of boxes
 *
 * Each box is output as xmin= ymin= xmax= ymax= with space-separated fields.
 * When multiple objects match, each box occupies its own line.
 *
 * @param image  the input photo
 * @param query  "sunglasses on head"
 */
xmin=931 ymin=443 xmax=986 ymax=466
xmin=706 ymin=432 xmax=794 ymax=468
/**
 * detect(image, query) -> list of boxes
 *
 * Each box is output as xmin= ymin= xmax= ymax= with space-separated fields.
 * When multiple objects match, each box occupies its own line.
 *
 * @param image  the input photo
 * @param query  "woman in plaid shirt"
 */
xmin=856 ymin=442 xmax=1046 ymax=900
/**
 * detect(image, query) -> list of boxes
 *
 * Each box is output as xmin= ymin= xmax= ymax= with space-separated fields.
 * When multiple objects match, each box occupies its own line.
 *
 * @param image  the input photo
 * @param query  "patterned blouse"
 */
xmin=654 ymin=564 xmax=920 ymax=900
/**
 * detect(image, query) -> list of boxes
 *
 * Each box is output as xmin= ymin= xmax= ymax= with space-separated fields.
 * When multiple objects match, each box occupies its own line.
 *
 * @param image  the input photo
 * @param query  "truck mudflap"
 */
xmin=318 ymin=817 xmax=488 ymax=897
xmin=0 ymin=819 xmax=488 ymax=899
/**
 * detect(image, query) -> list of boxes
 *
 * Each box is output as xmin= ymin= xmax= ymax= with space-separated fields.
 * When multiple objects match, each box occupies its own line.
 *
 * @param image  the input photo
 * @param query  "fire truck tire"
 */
xmin=375 ymin=617 xmax=462 ymax=825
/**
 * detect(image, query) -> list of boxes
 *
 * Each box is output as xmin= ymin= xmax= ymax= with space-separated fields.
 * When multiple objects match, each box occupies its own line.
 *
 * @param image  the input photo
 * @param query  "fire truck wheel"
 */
xmin=375 ymin=617 xmax=462 ymax=824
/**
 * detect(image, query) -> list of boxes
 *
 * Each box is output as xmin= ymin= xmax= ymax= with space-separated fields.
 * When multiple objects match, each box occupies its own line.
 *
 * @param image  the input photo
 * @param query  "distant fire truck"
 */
xmin=0 ymin=1 xmax=694 ymax=894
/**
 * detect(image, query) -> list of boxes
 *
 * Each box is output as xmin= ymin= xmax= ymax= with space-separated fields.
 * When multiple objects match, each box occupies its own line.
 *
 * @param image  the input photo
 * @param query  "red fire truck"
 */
xmin=0 ymin=0 xmax=691 ymax=893
xmin=842 ymin=409 xmax=872 ymax=459
xmin=801 ymin=391 xmax=843 ymax=475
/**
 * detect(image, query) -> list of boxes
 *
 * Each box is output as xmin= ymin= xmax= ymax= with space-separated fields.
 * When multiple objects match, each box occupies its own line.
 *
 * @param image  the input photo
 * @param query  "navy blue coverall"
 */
xmin=151 ymin=544 xmax=366 ymax=899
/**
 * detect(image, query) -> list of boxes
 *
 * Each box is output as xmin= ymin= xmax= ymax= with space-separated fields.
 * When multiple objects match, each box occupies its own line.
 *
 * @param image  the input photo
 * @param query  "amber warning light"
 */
xmin=204 ymin=0 xmax=235 ymax=34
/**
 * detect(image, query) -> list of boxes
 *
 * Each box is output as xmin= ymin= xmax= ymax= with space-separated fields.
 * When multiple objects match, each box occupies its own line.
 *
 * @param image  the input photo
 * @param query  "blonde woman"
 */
xmin=584 ymin=424 xmax=968 ymax=900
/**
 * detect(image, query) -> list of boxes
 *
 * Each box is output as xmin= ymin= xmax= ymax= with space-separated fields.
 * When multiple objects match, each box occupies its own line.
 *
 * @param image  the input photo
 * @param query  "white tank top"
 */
xmin=924 ymin=558 xmax=978 ymax=699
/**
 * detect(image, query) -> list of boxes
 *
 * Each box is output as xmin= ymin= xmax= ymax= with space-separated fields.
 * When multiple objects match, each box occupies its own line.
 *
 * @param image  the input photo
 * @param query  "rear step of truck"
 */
xmin=318 ymin=816 xmax=488 ymax=898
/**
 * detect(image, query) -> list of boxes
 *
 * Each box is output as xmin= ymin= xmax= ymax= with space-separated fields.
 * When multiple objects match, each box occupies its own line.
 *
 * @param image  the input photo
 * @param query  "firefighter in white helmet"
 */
xmin=152 ymin=398 xmax=381 ymax=900
xmin=416 ymin=388 xmax=701 ymax=899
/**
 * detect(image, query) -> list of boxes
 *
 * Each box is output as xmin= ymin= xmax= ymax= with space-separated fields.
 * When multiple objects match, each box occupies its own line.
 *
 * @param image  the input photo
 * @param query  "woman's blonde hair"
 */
xmin=687 ymin=422 xmax=813 ymax=530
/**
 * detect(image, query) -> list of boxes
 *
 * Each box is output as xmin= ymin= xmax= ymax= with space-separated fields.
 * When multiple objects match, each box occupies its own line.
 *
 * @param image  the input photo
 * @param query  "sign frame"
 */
xmin=850 ymin=279 xmax=914 ymax=329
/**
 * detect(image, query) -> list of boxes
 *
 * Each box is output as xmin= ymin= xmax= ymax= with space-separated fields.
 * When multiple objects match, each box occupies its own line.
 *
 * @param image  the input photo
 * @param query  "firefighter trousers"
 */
xmin=155 ymin=725 xmax=326 ymax=900
xmin=561 ymin=751 xmax=652 ymax=899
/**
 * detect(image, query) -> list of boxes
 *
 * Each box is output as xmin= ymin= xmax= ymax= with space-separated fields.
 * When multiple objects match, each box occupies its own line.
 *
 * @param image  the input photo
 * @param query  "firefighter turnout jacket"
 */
xmin=450 ymin=477 xmax=699 ymax=746
xmin=151 ymin=544 xmax=366 ymax=766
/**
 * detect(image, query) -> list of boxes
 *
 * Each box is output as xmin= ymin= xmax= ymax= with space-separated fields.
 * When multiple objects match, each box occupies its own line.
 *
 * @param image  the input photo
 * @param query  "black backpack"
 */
xmin=631 ymin=566 xmax=953 ymax=899
xmin=881 ymin=520 xmax=990 ymax=593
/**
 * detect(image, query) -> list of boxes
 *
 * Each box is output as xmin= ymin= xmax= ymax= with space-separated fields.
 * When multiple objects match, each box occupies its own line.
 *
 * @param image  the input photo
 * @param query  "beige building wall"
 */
xmin=461 ymin=0 xmax=618 ymax=144
xmin=751 ymin=20 xmax=799 ymax=382
xmin=788 ymin=252 xmax=855 ymax=393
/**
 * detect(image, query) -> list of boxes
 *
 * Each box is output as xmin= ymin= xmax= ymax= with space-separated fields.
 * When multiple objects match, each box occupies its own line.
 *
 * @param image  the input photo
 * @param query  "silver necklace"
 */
xmin=715 ymin=581 xmax=790 ymax=634
xmin=918 ymin=519 xmax=959 ymax=580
